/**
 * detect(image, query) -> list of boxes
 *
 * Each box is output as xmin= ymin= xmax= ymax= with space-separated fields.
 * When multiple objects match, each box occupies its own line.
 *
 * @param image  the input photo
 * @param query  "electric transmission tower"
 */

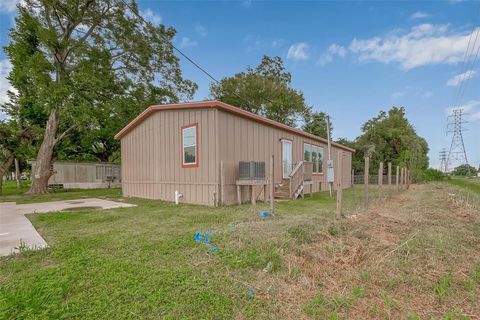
xmin=446 ymin=108 xmax=469 ymax=173
xmin=439 ymin=149 xmax=448 ymax=173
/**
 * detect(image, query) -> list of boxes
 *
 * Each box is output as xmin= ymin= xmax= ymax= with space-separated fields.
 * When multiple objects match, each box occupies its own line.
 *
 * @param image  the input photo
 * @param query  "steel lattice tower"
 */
xmin=439 ymin=149 xmax=448 ymax=173
xmin=446 ymin=108 xmax=469 ymax=173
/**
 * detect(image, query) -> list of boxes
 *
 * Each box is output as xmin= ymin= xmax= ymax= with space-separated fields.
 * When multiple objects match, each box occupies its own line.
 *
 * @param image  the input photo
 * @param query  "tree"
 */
xmin=0 ymin=119 xmax=38 ymax=193
xmin=210 ymin=55 xmax=308 ymax=126
xmin=303 ymin=111 xmax=332 ymax=139
xmin=452 ymin=164 xmax=477 ymax=176
xmin=352 ymin=107 xmax=429 ymax=180
xmin=5 ymin=0 xmax=197 ymax=194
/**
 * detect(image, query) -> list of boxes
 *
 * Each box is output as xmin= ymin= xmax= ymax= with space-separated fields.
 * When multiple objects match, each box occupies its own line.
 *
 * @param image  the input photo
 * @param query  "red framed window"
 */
xmin=181 ymin=124 xmax=199 ymax=168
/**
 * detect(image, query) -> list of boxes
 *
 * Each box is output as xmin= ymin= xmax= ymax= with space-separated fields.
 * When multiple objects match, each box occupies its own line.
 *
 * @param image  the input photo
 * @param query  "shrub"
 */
xmin=419 ymin=168 xmax=447 ymax=182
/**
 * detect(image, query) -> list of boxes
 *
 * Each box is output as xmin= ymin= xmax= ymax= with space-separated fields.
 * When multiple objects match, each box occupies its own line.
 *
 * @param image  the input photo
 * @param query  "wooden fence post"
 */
xmin=364 ymin=156 xmax=370 ymax=208
xmin=378 ymin=162 xmax=383 ymax=186
xmin=351 ymin=169 xmax=355 ymax=188
xmin=396 ymin=166 xmax=400 ymax=190
xmin=400 ymin=167 xmax=405 ymax=190
xmin=270 ymin=154 xmax=274 ymax=213
xmin=220 ymin=160 xmax=225 ymax=206
xmin=378 ymin=162 xmax=383 ymax=199
xmin=388 ymin=162 xmax=392 ymax=186
xmin=336 ymin=151 xmax=343 ymax=219
xmin=407 ymin=169 xmax=410 ymax=189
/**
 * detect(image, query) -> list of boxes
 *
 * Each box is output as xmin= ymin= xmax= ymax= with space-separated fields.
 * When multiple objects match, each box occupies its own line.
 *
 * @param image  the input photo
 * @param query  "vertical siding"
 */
xmin=120 ymin=108 xmax=217 ymax=205
xmin=217 ymin=110 xmax=353 ymax=205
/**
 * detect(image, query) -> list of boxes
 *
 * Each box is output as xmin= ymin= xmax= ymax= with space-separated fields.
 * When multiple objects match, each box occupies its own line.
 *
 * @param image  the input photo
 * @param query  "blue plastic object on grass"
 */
xmin=194 ymin=231 xmax=204 ymax=242
xmin=259 ymin=211 xmax=270 ymax=218
xmin=247 ymin=287 xmax=254 ymax=299
xmin=203 ymin=236 xmax=210 ymax=244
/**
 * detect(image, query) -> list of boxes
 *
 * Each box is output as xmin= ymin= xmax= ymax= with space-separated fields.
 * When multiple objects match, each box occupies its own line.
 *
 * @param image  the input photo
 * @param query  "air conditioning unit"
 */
xmin=239 ymin=161 xmax=265 ymax=180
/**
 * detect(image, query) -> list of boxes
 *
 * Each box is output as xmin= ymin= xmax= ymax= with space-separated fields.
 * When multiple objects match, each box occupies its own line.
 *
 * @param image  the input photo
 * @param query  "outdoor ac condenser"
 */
xmin=239 ymin=161 xmax=265 ymax=180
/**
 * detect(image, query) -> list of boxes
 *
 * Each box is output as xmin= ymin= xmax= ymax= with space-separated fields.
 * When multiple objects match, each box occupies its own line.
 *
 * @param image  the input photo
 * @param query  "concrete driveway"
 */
xmin=0 ymin=198 xmax=136 ymax=257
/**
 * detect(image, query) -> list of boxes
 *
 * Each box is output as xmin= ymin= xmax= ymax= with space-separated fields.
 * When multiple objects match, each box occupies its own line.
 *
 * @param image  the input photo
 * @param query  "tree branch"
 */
xmin=54 ymin=125 xmax=77 ymax=145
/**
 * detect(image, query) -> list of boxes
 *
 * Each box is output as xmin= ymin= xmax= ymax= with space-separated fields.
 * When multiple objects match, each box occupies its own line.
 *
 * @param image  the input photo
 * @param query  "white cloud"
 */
xmin=140 ymin=8 xmax=162 ymax=25
xmin=317 ymin=43 xmax=347 ymax=66
xmin=410 ymin=11 xmax=430 ymax=19
xmin=391 ymin=91 xmax=405 ymax=99
xmin=179 ymin=37 xmax=198 ymax=49
xmin=446 ymin=70 xmax=477 ymax=86
xmin=0 ymin=0 xmax=20 ymax=13
xmin=0 ymin=59 xmax=13 ymax=105
xmin=422 ymin=90 xmax=433 ymax=98
xmin=349 ymin=24 xmax=480 ymax=70
xmin=391 ymin=86 xmax=433 ymax=100
xmin=195 ymin=25 xmax=207 ymax=37
xmin=446 ymin=99 xmax=480 ymax=116
xmin=472 ymin=111 xmax=480 ymax=121
xmin=243 ymin=35 xmax=284 ymax=52
xmin=287 ymin=42 xmax=309 ymax=61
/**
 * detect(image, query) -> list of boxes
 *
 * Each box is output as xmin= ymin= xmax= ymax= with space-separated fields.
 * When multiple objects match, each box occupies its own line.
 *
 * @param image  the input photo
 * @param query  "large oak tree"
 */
xmin=210 ymin=55 xmax=309 ymax=127
xmin=4 ymin=0 xmax=197 ymax=194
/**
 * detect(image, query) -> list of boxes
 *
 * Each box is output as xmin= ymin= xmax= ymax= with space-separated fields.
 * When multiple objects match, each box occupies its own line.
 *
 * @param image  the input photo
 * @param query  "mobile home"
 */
xmin=115 ymin=101 xmax=354 ymax=206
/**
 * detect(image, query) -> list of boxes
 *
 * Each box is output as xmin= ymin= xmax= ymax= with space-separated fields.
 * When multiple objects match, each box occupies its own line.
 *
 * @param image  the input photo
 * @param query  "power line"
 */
xmin=439 ymin=149 xmax=448 ymax=173
xmin=452 ymin=5 xmax=480 ymax=110
xmin=120 ymin=1 xmax=220 ymax=85
xmin=118 ymin=0 xmax=272 ymax=112
xmin=446 ymin=108 xmax=469 ymax=173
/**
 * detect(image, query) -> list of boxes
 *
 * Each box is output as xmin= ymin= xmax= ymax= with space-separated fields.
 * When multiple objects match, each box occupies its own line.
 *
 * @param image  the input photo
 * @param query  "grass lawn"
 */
xmin=445 ymin=176 xmax=480 ymax=194
xmin=1 ymin=182 xmax=479 ymax=319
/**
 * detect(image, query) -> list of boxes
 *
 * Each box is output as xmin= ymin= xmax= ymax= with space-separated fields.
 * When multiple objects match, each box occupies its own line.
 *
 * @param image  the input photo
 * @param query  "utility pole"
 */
xmin=439 ymin=149 xmax=448 ymax=173
xmin=446 ymin=108 xmax=469 ymax=174
xmin=326 ymin=115 xmax=334 ymax=197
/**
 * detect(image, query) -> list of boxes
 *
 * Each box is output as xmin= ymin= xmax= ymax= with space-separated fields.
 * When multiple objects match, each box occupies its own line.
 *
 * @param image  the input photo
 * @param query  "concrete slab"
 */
xmin=0 ymin=198 xmax=136 ymax=257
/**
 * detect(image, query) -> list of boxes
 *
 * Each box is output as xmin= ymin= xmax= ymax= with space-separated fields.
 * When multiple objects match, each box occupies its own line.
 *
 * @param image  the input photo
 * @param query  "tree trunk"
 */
xmin=15 ymin=158 xmax=20 ymax=188
xmin=0 ymin=155 xmax=14 ymax=195
xmin=27 ymin=110 xmax=60 ymax=194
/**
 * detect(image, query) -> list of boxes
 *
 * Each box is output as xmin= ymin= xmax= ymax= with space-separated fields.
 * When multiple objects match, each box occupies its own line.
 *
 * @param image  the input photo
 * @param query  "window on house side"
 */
xmin=304 ymin=143 xmax=311 ymax=162
xmin=182 ymin=125 xmax=197 ymax=166
xmin=304 ymin=143 xmax=324 ymax=174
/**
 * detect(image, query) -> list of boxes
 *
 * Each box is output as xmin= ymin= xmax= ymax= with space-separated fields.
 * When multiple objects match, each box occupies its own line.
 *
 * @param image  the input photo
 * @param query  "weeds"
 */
xmin=434 ymin=273 xmax=453 ymax=298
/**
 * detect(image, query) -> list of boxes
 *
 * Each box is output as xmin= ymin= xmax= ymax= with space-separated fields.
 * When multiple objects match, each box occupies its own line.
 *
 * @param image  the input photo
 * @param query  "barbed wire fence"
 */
xmin=336 ymin=156 xmax=411 ymax=219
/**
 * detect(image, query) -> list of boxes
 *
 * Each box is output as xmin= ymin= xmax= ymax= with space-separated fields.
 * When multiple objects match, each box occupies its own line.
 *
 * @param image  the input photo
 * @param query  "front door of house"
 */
xmin=282 ymin=139 xmax=293 ymax=178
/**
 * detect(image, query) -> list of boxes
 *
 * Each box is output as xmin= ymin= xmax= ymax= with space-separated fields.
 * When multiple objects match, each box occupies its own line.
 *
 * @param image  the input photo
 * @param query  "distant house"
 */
xmin=29 ymin=161 xmax=121 ymax=189
xmin=115 ymin=101 xmax=354 ymax=206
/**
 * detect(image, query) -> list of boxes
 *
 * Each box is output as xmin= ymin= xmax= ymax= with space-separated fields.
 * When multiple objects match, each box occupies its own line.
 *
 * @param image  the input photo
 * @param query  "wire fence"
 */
xmin=336 ymin=158 xmax=410 ymax=218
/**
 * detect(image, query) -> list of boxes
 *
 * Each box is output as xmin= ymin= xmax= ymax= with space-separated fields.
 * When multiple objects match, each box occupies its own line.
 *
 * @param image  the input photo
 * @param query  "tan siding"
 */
xmin=120 ymin=108 xmax=217 ymax=205
xmin=217 ymin=110 xmax=353 ymax=205
xmin=120 ymin=107 xmax=353 ymax=206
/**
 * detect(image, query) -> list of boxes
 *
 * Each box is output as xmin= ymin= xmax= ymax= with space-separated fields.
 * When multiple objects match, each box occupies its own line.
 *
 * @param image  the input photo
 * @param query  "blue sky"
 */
xmin=1 ymin=0 xmax=479 ymax=169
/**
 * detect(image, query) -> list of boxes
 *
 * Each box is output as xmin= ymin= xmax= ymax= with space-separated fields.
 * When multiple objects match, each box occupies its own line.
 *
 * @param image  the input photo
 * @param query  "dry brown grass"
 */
xmin=243 ymin=184 xmax=480 ymax=319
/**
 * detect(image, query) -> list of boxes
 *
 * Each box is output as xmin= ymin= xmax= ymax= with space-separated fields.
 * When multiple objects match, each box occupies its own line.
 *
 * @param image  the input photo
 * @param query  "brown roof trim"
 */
xmin=114 ymin=101 xmax=355 ymax=153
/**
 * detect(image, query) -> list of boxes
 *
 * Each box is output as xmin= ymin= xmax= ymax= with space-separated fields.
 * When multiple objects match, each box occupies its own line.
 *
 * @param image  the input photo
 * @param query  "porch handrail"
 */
xmin=289 ymin=161 xmax=304 ymax=198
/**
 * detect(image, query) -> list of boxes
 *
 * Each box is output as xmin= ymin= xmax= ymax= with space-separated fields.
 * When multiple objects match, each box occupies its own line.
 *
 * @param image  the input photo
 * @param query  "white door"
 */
xmin=282 ymin=140 xmax=293 ymax=178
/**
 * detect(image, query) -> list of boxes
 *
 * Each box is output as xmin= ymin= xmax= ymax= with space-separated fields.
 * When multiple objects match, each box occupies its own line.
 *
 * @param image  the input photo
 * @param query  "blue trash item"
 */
xmin=208 ymin=244 xmax=218 ymax=254
xmin=247 ymin=287 xmax=254 ymax=299
xmin=259 ymin=211 xmax=270 ymax=218
xmin=203 ymin=236 xmax=210 ymax=244
xmin=194 ymin=231 xmax=204 ymax=243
